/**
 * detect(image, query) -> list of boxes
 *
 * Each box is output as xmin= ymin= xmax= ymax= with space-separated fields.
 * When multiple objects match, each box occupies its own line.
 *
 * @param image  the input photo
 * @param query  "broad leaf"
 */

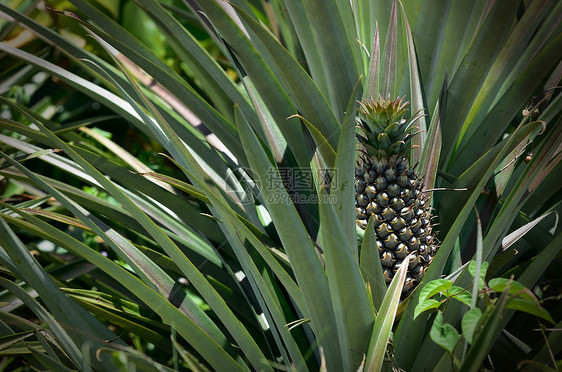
xmin=417 ymin=279 xmax=452 ymax=304
xmin=488 ymin=278 xmax=534 ymax=301
xmin=505 ymin=298 xmax=554 ymax=324
xmin=430 ymin=311 xmax=460 ymax=355
xmin=461 ymin=308 xmax=482 ymax=345
xmin=414 ymin=299 xmax=441 ymax=320
xmin=449 ymin=286 xmax=472 ymax=307
xmin=468 ymin=261 xmax=488 ymax=291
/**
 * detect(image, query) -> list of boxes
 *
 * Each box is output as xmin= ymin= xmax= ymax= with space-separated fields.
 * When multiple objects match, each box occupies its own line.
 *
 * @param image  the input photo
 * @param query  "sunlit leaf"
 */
xmin=488 ymin=278 xmax=534 ymax=302
xmin=448 ymin=286 xmax=472 ymax=307
xmin=414 ymin=298 xmax=441 ymax=319
xmin=417 ymin=279 xmax=452 ymax=304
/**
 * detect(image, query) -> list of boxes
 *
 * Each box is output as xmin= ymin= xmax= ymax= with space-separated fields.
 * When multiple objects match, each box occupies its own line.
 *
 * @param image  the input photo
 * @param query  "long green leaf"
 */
xmin=451 ymin=33 xmax=562 ymax=174
xmin=364 ymin=253 xmax=412 ymax=372
xmin=318 ymin=187 xmax=374 ymax=369
xmin=401 ymin=3 xmax=427 ymax=164
xmin=27 ymin=346 xmax=74 ymax=372
xmin=0 ymin=331 xmax=34 ymax=351
xmin=0 ymin=246 xmax=98 ymax=368
xmin=195 ymin=0 xmax=310 ymax=168
xmin=133 ymin=0 xmax=255 ymax=123
xmin=0 ymin=144 xmax=228 ymax=348
xmin=360 ymin=218 xmax=387 ymax=312
xmin=332 ymin=79 xmax=362 ymax=251
xmin=458 ymin=288 xmax=510 ymax=372
xmin=64 ymin=0 xmax=246 ymax=161
xmin=233 ymin=4 xmax=341 ymax=149
xmin=441 ymin=0 xmax=521 ymax=167
xmin=0 ymin=206 xmax=245 ymax=371
xmin=298 ymin=0 xmax=362 ymax=120
xmin=236 ymin=102 xmax=343 ymax=370
xmin=85 ymin=49 xmax=275 ymax=370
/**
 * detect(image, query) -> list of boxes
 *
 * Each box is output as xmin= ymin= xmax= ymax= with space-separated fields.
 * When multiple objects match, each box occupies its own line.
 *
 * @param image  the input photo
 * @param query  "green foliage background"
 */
xmin=0 ymin=0 xmax=561 ymax=371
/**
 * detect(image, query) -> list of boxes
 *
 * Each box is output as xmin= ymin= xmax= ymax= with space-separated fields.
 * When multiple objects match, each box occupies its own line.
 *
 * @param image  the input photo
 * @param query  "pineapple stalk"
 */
xmin=355 ymin=96 xmax=437 ymax=296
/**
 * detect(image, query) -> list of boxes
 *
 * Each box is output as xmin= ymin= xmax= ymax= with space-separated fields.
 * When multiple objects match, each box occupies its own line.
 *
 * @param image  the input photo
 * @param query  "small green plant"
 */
xmin=415 ymin=260 xmax=554 ymax=371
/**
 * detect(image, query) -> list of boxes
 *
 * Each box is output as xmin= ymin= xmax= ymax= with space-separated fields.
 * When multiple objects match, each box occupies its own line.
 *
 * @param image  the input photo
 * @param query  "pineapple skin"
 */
xmin=355 ymin=97 xmax=437 ymax=296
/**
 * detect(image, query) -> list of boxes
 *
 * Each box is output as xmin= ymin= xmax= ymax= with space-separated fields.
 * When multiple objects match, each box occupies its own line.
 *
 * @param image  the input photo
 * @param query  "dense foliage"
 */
xmin=0 ymin=0 xmax=561 ymax=371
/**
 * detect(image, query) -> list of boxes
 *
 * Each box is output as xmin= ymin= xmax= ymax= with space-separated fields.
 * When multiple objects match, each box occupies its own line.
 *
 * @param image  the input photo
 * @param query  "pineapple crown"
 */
xmin=356 ymin=96 xmax=419 ymax=159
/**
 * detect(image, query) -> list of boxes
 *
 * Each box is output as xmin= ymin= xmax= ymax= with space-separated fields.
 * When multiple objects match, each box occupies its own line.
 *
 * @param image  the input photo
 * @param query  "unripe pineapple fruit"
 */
xmin=355 ymin=96 xmax=437 ymax=297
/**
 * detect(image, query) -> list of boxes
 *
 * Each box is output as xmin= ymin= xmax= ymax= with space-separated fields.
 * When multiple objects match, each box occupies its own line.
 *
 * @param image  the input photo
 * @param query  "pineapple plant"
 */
xmin=0 ymin=0 xmax=561 ymax=371
xmin=355 ymin=96 xmax=436 ymax=295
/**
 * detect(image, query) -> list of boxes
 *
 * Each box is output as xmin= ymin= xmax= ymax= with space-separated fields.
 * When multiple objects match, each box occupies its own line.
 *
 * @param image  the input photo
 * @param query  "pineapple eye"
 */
xmin=355 ymin=207 xmax=367 ymax=219
xmin=391 ymin=217 xmax=407 ymax=230
xmin=384 ymin=168 xmax=398 ymax=182
xmin=396 ymin=174 xmax=409 ymax=186
xmin=390 ymin=197 xmax=405 ymax=210
xmin=408 ymin=236 xmax=419 ymax=251
xmin=356 ymin=194 xmax=369 ymax=207
xmin=400 ymin=188 xmax=411 ymax=199
xmin=375 ymin=176 xmax=388 ymax=191
xmin=387 ymin=183 xmax=401 ymax=197
xmin=382 ymin=267 xmax=393 ymax=283
xmin=398 ymin=227 xmax=412 ymax=240
xmin=365 ymin=170 xmax=377 ymax=183
xmin=392 ymin=259 xmax=405 ymax=272
xmin=409 ymin=219 xmax=422 ymax=234
xmin=355 ymin=178 xmax=366 ymax=193
xmin=376 ymin=223 xmax=392 ymax=238
xmin=422 ymin=235 xmax=433 ymax=244
xmin=382 ymin=207 xmax=397 ymax=221
xmin=395 ymin=243 xmax=408 ymax=259
xmin=384 ymin=233 xmax=400 ymax=249
xmin=376 ymin=192 xmax=390 ymax=207
xmin=402 ymin=276 xmax=415 ymax=292
xmin=408 ymin=255 xmax=421 ymax=269
xmin=380 ymin=251 xmax=395 ymax=267
xmin=375 ymin=157 xmax=390 ymax=170
xmin=400 ymin=207 xmax=415 ymax=220
xmin=366 ymin=201 xmax=381 ymax=214
xmin=366 ymin=185 xmax=377 ymax=199
xmin=411 ymin=265 xmax=425 ymax=281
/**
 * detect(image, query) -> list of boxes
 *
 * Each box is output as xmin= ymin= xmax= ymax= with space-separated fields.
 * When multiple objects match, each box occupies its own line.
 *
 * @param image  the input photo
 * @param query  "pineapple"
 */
xmin=355 ymin=96 xmax=437 ymax=296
